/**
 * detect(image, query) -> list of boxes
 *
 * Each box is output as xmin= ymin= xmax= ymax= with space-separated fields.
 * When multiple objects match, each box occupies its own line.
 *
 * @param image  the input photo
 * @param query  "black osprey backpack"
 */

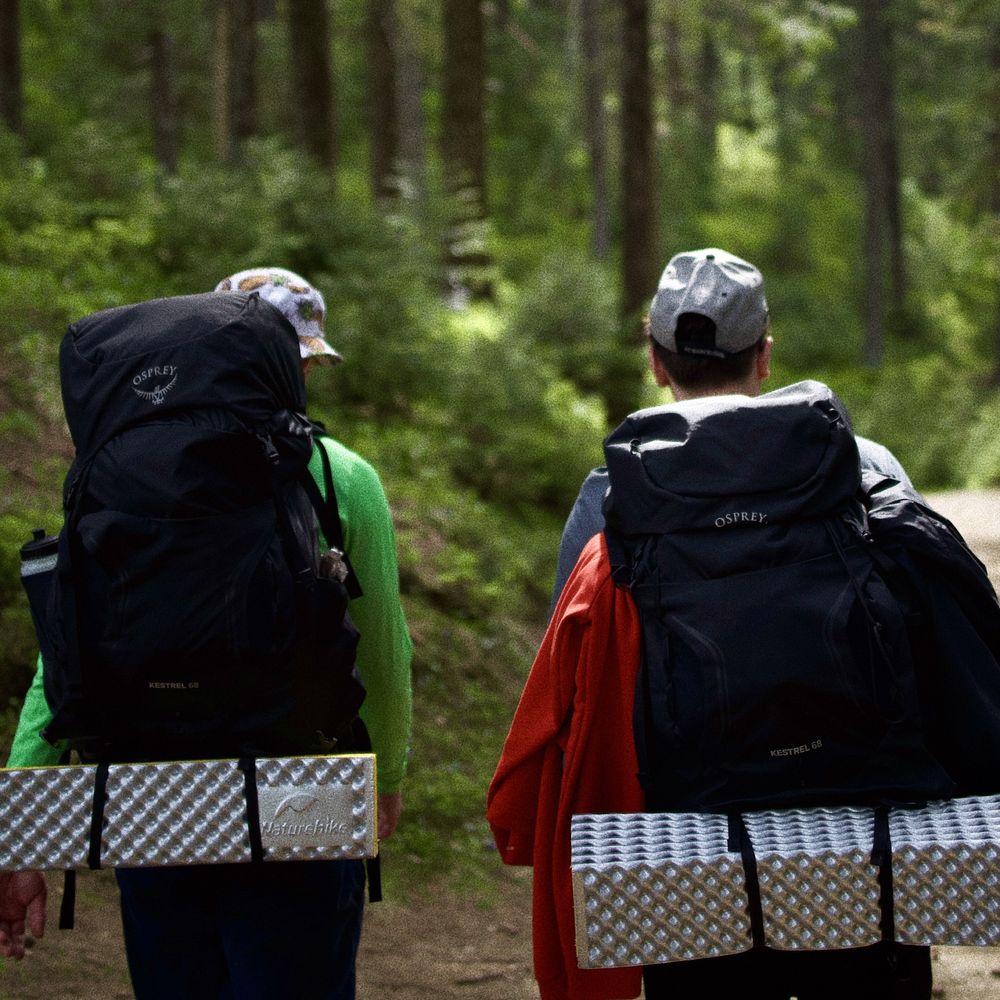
xmin=603 ymin=380 xmax=959 ymax=813
xmin=34 ymin=292 xmax=364 ymax=763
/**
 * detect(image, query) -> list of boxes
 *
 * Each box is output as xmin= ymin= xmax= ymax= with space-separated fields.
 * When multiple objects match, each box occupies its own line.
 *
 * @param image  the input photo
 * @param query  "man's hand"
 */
xmin=378 ymin=792 xmax=403 ymax=841
xmin=0 ymin=871 xmax=46 ymax=960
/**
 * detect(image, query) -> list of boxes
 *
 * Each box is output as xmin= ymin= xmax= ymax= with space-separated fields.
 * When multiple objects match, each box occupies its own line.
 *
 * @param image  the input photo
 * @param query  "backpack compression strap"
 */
xmin=300 ymin=438 xmax=363 ymax=599
xmin=727 ymin=813 xmax=766 ymax=950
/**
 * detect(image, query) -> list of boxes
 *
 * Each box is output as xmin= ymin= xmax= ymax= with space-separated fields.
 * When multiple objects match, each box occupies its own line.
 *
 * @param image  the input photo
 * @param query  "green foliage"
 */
xmin=505 ymin=249 xmax=620 ymax=398
xmin=771 ymin=354 xmax=982 ymax=492
xmin=386 ymin=595 xmax=538 ymax=891
xmin=960 ymin=391 xmax=1000 ymax=489
xmin=424 ymin=307 xmax=605 ymax=513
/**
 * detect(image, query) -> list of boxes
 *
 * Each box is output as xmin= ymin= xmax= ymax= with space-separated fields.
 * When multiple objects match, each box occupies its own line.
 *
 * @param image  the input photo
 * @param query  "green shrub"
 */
xmin=505 ymin=249 xmax=620 ymax=400
xmin=772 ymin=354 xmax=980 ymax=491
xmin=961 ymin=390 xmax=1000 ymax=489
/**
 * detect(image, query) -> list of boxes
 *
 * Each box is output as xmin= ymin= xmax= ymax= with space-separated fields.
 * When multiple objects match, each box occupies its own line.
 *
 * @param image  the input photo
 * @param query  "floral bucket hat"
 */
xmin=214 ymin=267 xmax=343 ymax=364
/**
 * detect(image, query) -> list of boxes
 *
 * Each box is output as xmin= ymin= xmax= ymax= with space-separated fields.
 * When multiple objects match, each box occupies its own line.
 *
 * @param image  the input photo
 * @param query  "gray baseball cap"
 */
xmin=649 ymin=248 xmax=769 ymax=358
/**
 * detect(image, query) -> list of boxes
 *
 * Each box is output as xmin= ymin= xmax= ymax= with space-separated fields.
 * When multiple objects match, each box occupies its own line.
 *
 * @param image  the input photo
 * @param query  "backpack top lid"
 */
xmin=603 ymin=380 xmax=860 ymax=535
xmin=60 ymin=292 xmax=307 ymax=456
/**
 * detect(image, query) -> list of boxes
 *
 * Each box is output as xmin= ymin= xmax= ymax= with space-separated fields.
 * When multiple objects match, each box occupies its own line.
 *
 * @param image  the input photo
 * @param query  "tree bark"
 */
xmin=368 ymin=0 xmax=399 ymax=201
xmin=612 ymin=0 xmax=660 ymax=425
xmin=580 ymin=0 xmax=610 ymax=260
xmin=0 ymin=0 xmax=22 ymax=136
xmin=230 ymin=0 xmax=258 ymax=149
xmin=621 ymin=0 xmax=659 ymax=319
xmin=150 ymin=26 xmax=180 ymax=173
xmin=990 ymin=26 xmax=1000 ymax=384
xmin=662 ymin=3 xmax=687 ymax=117
xmin=877 ymin=3 xmax=906 ymax=322
xmin=441 ymin=0 xmax=487 ymax=206
xmin=212 ymin=0 xmax=232 ymax=162
xmin=441 ymin=0 xmax=491 ymax=299
xmin=395 ymin=16 xmax=427 ymax=203
xmin=287 ymin=0 xmax=337 ymax=171
xmin=695 ymin=30 xmax=720 ymax=165
xmin=859 ymin=0 xmax=887 ymax=366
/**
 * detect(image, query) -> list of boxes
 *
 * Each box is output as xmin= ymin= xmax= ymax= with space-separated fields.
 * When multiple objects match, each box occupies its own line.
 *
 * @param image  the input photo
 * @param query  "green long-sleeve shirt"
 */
xmin=7 ymin=436 xmax=413 ymax=794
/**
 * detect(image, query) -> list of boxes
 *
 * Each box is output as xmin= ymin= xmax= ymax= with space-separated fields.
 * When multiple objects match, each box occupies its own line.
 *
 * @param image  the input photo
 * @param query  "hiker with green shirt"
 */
xmin=0 ymin=268 xmax=413 ymax=1000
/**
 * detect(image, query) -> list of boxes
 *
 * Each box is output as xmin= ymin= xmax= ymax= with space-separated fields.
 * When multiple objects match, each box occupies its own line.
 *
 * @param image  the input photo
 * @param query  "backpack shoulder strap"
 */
xmin=301 ymin=433 xmax=363 ymax=599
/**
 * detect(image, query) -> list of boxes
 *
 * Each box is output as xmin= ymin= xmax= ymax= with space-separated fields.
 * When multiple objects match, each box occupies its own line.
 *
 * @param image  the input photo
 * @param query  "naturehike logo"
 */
xmin=274 ymin=792 xmax=319 ymax=818
xmin=770 ymin=739 xmax=823 ymax=757
xmin=714 ymin=511 xmax=768 ymax=528
xmin=258 ymin=786 xmax=351 ymax=846
xmin=132 ymin=365 xmax=178 ymax=405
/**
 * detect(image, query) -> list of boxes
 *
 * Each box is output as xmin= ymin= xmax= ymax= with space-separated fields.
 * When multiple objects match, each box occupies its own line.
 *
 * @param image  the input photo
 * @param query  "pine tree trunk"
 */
xmin=212 ymin=0 xmax=232 ymax=162
xmin=621 ymin=0 xmax=659 ymax=319
xmin=876 ymin=1 xmax=905 ymax=323
xmin=287 ymin=0 xmax=337 ymax=171
xmin=150 ymin=27 xmax=179 ymax=173
xmin=0 ymin=0 xmax=22 ymax=137
xmin=230 ymin=0 xmax=258 ymax=150
xmin=991 ymin=27 xmax=1000 ymax=385
xmin=441 ymin=0 xmax=491 ymax=300
xmin=441 ymin=0 xmax=487 ymax=204
xmin=695 ymin=31 xmax=719 ymax=165
xmin=613 ymin=0 xmax=660 ymax=425
xmin=368 ymin=0 xmax=399 ymax=201
xmin=859 ymin=0 xmax=886 ymax=367
xmin=395 ymin=18 xmax=427 ymax=203
xmin=662 ymin=6 xmax=686 ymax=116
xmin=580 ymin=0 xmax=610 ymax=260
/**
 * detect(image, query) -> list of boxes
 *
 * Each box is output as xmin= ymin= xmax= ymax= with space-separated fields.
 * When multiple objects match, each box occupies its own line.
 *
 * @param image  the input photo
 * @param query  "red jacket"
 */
xmin=487 ymin=534 xmax=644 ymax=1000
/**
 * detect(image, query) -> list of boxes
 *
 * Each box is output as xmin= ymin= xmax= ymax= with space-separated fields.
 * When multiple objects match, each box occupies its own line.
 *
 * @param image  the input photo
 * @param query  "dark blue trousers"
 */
xmin=116 ymin=859 xmax=365 ymax=1000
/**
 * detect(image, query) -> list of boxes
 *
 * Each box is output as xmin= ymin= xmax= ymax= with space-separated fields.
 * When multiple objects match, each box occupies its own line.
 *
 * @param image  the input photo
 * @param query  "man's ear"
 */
xmin=649 ymin=343 xmax=671 ymax=388
xmin=757 ymin=336 xmax=774 ymax=383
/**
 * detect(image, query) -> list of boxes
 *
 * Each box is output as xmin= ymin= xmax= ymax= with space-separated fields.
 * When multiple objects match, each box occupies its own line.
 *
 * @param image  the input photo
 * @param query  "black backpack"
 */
xmin=34 ymin=292 xmax=365 ymax=763
xmin=603 ymin=380 xmax=965 ymax=813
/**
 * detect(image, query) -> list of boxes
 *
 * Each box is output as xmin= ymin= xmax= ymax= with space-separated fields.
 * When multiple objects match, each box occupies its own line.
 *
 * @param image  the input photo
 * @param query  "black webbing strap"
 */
xmin=58 ymin=870 xmax=77 ymax=931
xmin=87 ymin=761 xmax=110 ymax=870
xmin=872 ymin=806 xmax=895 ymax=943
xmin=728 ymin=812 xmax=766 ymax=949
xmin=315 ymin=438 xmax=345 ymax=551
xmin=238 ymin=756 xmax=266 ymax=865
xmin=301 ymin=441 xmax=362 ymax=599
xmin=59 ymin=759 xmax=110 ymax=931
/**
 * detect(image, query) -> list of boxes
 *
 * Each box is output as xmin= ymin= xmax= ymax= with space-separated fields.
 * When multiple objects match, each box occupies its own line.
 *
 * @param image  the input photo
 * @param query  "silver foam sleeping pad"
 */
xmin=0 ymin=754 xmax=377 ymax=869
xmin=572 ymin=794 xmax=1000 ymax=969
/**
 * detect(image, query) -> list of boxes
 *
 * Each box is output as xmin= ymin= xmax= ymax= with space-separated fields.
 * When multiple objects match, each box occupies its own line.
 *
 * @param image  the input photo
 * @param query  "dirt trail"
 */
xmin=1 ymin=491 xmax=999 ymax=999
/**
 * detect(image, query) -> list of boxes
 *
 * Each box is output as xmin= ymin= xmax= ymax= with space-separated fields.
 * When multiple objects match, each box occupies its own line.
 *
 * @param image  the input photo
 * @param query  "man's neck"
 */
xmin=670 ymin=380 xmax=761 ymax=402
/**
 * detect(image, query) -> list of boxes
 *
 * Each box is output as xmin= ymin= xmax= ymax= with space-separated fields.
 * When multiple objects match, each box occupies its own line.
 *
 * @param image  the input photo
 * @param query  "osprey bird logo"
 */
xmin=131 ymin=365 xmax=179 ymax=406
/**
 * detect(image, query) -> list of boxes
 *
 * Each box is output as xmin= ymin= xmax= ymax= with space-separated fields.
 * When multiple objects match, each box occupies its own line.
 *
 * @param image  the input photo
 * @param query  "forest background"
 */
xmin=0 ymin=0 xmax=999 ymax=898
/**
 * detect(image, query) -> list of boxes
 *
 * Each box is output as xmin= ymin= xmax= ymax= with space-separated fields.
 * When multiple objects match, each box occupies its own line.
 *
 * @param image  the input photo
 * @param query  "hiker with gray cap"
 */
xmin=550 ymin=247 xmax=913 ymax=608
xmin=490 ymin=246 xmax=936 ymax=999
